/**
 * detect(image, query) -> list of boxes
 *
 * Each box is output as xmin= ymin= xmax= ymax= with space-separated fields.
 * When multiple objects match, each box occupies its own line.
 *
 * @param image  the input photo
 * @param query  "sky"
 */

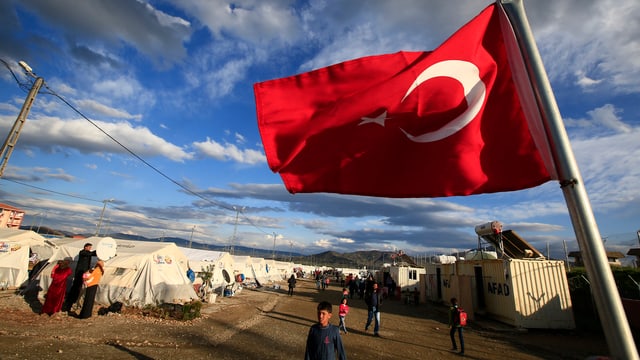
xmin=0 ymin=0 xmax=639 ymax=261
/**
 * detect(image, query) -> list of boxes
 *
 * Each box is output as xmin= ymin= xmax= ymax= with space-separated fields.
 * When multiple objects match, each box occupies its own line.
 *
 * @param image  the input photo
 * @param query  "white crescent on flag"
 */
xmin=400 ymin=60 xmax=487 ymax=143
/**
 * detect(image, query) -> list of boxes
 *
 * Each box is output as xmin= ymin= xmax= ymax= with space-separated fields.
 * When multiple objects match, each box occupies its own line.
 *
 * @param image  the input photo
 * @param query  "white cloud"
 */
xmin=14 ymin=116 xmax=193 ymax=162
xmin=169 ymin=0 xmax=301 ymax=45
xmin=192 ymin=137 xmax=266 ymax=165
xmin=76 ymin=99 xmax=142 ymax=121
xmin=565 ymin=104 xmax=632 ymax=136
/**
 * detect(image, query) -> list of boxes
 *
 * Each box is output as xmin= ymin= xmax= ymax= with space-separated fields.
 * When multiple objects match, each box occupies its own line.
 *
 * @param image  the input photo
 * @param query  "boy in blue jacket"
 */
xmin=305 ymin=301 xmax=346 ymax=360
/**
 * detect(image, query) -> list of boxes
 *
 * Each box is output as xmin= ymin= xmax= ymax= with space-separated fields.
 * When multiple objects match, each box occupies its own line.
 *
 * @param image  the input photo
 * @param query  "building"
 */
xmin=0 ymin=203 xmax=25 ymax=229
xmin=568 ymin=251 xmax=626 ymax=267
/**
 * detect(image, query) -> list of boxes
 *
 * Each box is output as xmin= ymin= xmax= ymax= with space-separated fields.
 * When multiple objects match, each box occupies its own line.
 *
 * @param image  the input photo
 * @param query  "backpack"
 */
xmin=455 ymin=307 xmax=468 ymax=326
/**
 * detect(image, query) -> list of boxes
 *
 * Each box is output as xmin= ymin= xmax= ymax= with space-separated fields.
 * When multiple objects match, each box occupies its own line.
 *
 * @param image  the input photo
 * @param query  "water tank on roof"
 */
xmin=475 ymin=221 xmax=503 ymax=236
xmin=466 ymin=250 xmax=498 ymax=260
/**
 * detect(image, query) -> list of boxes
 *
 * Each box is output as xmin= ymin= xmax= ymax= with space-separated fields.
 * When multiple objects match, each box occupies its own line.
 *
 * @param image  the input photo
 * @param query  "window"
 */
xmin=409 ymin=270 xmax=417 ymax=280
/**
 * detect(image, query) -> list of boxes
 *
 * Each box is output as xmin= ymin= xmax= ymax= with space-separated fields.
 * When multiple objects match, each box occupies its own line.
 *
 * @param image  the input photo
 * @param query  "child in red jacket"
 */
xmin=338 ymin=297 xmax=350 ymax=334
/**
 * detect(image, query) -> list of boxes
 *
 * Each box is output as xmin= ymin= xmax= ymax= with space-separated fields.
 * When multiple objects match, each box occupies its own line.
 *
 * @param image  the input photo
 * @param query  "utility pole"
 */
xmin=95 ymin=199 xmax=114 ymax=236
xmin=289 ymin=240 xmax=293 ymax=262
xmin=188 ymin=225 xmax=196 ymax=248
xmin=563 ymin=239 xmax=570 ymax=271
xmin=0 ymin=61 xmax=44 ymax=177
xmin=272 ymin=232 xmax=277 ymax=260
xmin=230 ymin=206 xmax=244 ymax=255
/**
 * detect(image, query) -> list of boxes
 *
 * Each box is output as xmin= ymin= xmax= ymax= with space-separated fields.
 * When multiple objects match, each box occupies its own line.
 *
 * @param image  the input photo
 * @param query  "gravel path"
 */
xmin=0 ymin=278 xmax=610 ymax=359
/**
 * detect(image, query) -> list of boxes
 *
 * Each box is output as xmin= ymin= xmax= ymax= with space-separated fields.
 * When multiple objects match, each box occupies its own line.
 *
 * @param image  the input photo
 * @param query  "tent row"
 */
xmin=0 ymin=230 xmax=297 ymax=308
xmin=0 ymin=228 xmax=56 ymax=289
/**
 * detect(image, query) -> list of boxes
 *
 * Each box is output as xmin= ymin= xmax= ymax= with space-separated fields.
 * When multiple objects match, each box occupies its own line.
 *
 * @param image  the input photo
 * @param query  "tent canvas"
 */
xmin=251 ymin=257 xmax=270 ymax=285
xmin=39 ymin=237 xmax=197 ymax=307
xmin=180 ymin=247 xmax=234 ymax=289
xmin=272 ymin=260 xmax=293 ymax=281
xmin=0 ymin=229 xmax=55 ymax=288
xmin=231 ymin=255 xmax=253 ymax=281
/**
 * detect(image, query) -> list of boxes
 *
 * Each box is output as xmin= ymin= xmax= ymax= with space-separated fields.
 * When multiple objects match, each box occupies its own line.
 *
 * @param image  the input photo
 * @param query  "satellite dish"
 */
xmin=96 ymin=237 xmax=117 ymax=260
xmin=222 ymin=269 xmax=231 ymax=284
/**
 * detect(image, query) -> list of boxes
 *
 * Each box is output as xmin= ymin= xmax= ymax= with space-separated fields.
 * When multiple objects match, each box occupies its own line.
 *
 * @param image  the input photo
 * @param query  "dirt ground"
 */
xmin=0 ymin=278 xmax=612 ymax=360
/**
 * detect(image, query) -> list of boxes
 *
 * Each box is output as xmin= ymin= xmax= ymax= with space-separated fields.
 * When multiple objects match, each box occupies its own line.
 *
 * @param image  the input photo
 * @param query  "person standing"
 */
xmin=287 ymin=274 xmax=297 ymax=296
xmin=40 ymin=258 xmax=72 ymax=315
xmin=449 ymin=297 xmax=465 ymax=355
xmin=304 ymin=301 xmax=346 ymax=360
xmin=364 ymin=274 xmax=375 ymax=297
xmin=338 ymin=297 xmax=350 ymax=335
xmin=365 ymin=283 xmax=382 ymax=337
xmin=63 ymin=243 xmax=97 ymax=311
xmin=79 ymin=260 xmax=104 ymax=319
xmin=348 ymin=276 xmax=358 ymax=299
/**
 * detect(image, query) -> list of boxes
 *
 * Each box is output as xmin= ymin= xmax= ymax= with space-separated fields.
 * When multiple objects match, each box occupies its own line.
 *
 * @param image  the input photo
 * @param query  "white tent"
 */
xmin=231 ymin=255 xmax=253 ymax=281
xmin=264 ymin=259 xmax=281 ymax=282
xmin=0 ymin=229 xmax=55 ymax=289
xmin=273 ymin=260 xmax=293 ymax=281
xmin=180 ymin=247 xmax=234 ymax=290
xmin=251 ymin=257 xmax=271 ymax=285
xmin=39 ymin=238 xmax=197 ymax=307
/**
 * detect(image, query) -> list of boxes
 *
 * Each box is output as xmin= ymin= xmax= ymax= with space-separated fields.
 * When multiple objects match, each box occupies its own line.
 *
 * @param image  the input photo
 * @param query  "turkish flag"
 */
xmin=254 ymin=4 xmax=551 ymax=198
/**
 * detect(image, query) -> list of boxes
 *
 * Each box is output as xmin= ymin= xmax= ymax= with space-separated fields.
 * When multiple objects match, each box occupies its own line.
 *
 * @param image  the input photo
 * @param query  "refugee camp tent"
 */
xmin=250 ymin=257 xmax=270 ymax=285
xmin=264 ymin=259 xmax=282 ymax=282
xmin=0 ymin=229 xmax=55 ymax=289
xmin=231 ymin=255 xmax=253 ymax=281
xmin=180 ymin=247 xmax=234 ymax=290
xmin=273 ymin=260 xmax=294 ymax=281
xmin=39 ymin=237 xmax=197 ymax=307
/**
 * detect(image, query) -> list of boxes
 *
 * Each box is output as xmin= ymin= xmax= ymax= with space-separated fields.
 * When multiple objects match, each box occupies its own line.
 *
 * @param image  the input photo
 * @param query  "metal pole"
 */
xmin=230 ymin=206 xmax=244 ymax=255
xmin=500 ymin=1 xmax=638 ymax=358
xmin=188 ymin=225 xmax=196 ymax=248
xmin=36 ymin=213 xmax=45 ymax=234
xmin=0 ymin=77 xmax=44 ymax=177
xmin=95 ymin=199 xmax=112 ymax=236
xmin=272 ymin=232 xmax=276 ymax=260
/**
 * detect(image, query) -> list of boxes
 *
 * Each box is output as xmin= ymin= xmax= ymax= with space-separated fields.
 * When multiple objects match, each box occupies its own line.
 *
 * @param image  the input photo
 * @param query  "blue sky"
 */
xmin=0 ymin=0 xmax=639 ymax=260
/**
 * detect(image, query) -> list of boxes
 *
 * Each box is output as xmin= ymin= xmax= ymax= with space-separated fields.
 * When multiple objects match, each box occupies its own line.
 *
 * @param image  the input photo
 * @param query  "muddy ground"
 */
xmin=0 ymin=278 xmax=613 ymax=359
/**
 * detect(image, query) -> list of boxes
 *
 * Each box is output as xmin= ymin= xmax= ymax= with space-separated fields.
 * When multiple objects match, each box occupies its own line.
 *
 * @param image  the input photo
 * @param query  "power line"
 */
xmin=1 ymin=58 xmax=276 ymax=238
xmin=1 ymin=178 xmax=102 ymax=203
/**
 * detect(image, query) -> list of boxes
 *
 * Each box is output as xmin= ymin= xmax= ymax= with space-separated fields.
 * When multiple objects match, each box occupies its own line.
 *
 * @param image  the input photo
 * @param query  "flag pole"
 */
xmin=499 ymin=1 xmax=638 ymax=358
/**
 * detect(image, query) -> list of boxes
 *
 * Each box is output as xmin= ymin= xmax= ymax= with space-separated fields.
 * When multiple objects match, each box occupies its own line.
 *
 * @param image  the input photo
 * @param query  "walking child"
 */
xmin=448 ymin=297 xmax=465 ymax=355
xmin=341 ymin=287 xmax=349 ymax=299
xmin=304 ymin=301 xmax=346 ymax=360
xmin=338 ymin=297 xmax=349 ymax=335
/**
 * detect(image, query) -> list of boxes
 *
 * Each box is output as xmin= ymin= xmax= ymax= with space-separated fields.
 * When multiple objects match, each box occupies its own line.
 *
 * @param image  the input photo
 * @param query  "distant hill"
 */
xmin=20 ymin=227 xmax=419 ymax=268
xmin=291 ymin=250 xmax=417 ymax=269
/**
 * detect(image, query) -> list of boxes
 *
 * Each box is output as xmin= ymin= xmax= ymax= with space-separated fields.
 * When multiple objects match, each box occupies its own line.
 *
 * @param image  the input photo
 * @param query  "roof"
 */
xmin=568 ymin=251 xmax=626 ymax=259
xmin=0 ymin=203 xmax=23 ymax=212
xmin=627 ymin=248 xmax=640 ymax=256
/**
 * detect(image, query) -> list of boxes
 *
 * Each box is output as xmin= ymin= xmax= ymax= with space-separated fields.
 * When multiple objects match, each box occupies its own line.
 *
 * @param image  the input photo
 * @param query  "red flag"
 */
xmin=254 ymin=4 xmax=551 ymax=198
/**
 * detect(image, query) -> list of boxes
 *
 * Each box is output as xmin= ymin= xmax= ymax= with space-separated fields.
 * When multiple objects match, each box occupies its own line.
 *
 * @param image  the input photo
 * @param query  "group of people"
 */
xmin=314 ymin=272 xmax=331 ymax=290
xmin=304 ymin=274 xmax=466 ymax=359
xmin=304 ymin=273 xmax=383 ymax=360
xmin=40 ymin=242 xmax=105 ymax=319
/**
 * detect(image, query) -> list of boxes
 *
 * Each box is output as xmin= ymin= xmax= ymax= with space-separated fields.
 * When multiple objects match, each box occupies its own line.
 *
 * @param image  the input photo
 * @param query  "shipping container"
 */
xmin=425 ymin=259 xmax=575 ymax=329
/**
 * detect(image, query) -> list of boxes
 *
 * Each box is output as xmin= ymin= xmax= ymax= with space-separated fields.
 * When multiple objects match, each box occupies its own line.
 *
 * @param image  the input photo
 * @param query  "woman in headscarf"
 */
xmin=41 ymin=258 xmax=72 ymax=315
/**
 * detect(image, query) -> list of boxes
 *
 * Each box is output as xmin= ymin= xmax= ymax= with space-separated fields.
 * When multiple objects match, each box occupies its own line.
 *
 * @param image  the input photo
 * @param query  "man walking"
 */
xmin=365 ymin=283 xmax=382 ymax=337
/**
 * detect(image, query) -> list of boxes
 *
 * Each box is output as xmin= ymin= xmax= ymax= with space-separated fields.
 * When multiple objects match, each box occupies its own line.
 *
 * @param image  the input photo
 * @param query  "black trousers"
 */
xmin=79 ymin=285 xmax=98 ymax=319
